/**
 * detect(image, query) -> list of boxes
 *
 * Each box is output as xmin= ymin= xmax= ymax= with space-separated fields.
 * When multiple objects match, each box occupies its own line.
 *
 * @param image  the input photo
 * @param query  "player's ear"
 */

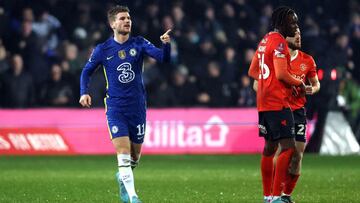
xmin=109 ymin=21 xmax=115 ymax=30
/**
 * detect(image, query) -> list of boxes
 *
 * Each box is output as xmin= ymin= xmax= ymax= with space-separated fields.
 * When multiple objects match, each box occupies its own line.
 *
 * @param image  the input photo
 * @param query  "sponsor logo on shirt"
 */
xmin=117 ymin=62 xmax=135 ymax=83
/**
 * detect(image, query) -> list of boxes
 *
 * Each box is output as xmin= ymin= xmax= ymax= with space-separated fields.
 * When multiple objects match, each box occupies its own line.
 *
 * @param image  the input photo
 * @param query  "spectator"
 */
xmin=0 ymin=40 xmax=9 ymax=74
xmin=0 ymin=0 xmax=357 ymax=113
xmin=40 ymin=63 xmax=74 ymax=107
xmin=197 ymin=61 xmax=231 ymax=107
xmin=237 ymin=75 xmax=256 ymax=107
xmin=170 ymin=65 xmax=198 ymax=107
xmin=0 ymin=54 xmax=35 ymax=108
xmin=7 ymin=18 xmax=48 ymax=87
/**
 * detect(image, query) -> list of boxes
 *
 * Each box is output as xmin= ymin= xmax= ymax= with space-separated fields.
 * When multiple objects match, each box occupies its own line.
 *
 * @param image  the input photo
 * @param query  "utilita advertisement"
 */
xmin=0 ymin=109 xmax=314 ymax=155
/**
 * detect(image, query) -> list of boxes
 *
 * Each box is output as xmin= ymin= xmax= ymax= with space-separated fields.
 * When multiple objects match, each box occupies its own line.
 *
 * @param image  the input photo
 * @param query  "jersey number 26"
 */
xmin=258 ymin=53 xmax=270 ymax=80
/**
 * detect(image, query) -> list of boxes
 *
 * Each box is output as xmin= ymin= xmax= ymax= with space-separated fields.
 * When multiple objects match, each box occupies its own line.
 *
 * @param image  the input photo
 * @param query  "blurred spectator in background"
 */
xmin=0 ymin=54 xmax=35 ymax=108
xmin=60 ymin=42 xmax=82 ymax=76
xmin=221 ymin=46 xmax=239 ymax=84
xmin=0 ymin=0 xmax=358 ymax=119
xmin=7 ymin=15 xmax=48 ymax=87
xmin=0 ymin=39 xmax=9 ymax=74
xmin=170 ymin=65 xmax=198 ymax=107
xmin=349 ymin=12 xmax=360 ymax=83
xmin=32 ymin=9 xmax=61 ymax=56
xmin=148 ymin=80 xmax=177 ymax=108
xmin=237 ymin=75 xmax=255 ymax=107
xmin=197 ymin=61 xmax=231 ymax=107
xmin=40 ymin=63 xmax=74 ymax=107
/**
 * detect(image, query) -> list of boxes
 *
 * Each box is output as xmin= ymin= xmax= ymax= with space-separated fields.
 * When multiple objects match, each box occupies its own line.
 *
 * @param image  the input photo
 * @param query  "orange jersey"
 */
xmin=288 ymin=50 xmax=317 ymax=110
xmin=250 ymin=32 xmax=293 ymax=111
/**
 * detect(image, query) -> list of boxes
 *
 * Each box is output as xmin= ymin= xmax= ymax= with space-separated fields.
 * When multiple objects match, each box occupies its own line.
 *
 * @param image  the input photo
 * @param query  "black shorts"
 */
xmin=293 ymin=107 xmax=307 ymax=143
xmin=258 ymin=108 xmax=295 ymax=141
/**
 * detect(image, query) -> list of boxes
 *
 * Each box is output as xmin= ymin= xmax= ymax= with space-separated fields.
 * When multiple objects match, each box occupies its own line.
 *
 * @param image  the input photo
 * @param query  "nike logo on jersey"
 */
xmin=106 ymin=55 xmax=114 ymax=60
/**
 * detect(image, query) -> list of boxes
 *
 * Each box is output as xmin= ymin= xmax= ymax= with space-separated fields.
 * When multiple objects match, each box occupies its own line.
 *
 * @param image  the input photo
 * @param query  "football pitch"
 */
xmin=0 ymin=155 xmax=359 ymax=203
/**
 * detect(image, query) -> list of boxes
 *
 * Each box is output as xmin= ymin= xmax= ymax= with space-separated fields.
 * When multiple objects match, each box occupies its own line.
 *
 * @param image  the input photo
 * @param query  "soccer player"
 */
xmin=280 ymin=27 xmax=320 ymax=203
xmin=254 ymin=27 xmax=321 ymax=203
xmin=79 ymin=5 xmax=171 ymax=203
xmin=248 ymin=7 xmax=305 ymax=203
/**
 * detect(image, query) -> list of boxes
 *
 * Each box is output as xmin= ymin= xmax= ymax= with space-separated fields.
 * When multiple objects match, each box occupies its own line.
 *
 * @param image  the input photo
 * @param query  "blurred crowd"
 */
xmin=0 ymin=0 xmax=360 ymax=136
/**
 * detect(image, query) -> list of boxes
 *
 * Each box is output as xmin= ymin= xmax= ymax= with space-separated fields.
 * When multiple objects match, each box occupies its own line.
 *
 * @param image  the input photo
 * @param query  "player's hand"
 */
xmin=292 ymin=82 xmax=306 ymax=97
xmin=291 ymin=86 xmax=299 ymax=97
xmin=79 ymin=94 xmax=92 ymax=108
xmin=299 ymin=81 xmax=306 ymax=91
xmin=160 ymin=29 xmax=171 ymax=44
xmin=305 ymin=85 xmax=314 ymax=95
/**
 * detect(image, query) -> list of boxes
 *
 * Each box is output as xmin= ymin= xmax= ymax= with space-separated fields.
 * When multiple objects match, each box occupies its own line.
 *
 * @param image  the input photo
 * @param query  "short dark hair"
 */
xmin=107 ymin=5 xmax=130 ymax=22
xmin=271 ymin=6 xmax=295 ymax=29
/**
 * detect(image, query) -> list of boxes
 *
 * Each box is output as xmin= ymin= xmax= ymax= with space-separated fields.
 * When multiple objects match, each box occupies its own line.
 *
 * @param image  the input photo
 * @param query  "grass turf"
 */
xmin=0 ymin=155 xmax=359 ymax=203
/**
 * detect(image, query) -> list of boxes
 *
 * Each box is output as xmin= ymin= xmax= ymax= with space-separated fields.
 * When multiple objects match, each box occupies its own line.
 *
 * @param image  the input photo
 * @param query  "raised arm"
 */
xmin=142 ymin=29 xmax=171 ymax=63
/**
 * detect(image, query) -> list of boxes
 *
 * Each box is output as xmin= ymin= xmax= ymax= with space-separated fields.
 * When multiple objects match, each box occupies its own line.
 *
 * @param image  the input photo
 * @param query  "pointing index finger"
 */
xmin=164 ymin=29 xmax=172 ymax=35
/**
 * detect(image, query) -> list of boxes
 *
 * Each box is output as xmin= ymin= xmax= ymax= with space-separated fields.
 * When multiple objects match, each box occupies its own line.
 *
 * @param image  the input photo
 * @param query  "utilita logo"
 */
xmin=144 ymin=116 xmax=229 ymax=148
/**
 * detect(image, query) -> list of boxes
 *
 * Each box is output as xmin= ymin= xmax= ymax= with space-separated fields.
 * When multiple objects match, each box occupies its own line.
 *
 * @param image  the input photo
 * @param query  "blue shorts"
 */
xmin=105 ymin=107 xmax=146 ymax=144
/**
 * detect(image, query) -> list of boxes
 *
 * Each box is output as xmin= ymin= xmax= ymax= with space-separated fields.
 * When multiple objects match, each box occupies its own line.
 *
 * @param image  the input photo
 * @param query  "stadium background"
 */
xmin=0 ymin=0 xmax=360 ymax=202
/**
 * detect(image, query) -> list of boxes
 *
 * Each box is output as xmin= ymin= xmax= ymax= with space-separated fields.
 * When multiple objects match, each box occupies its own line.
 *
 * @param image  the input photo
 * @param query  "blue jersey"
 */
xmin=80 ymin=36 xmax=171 ymax=110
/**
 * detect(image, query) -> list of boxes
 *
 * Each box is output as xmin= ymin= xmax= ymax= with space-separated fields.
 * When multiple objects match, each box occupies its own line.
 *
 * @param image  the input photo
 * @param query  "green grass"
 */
xmin=0 ymin=155 xmax=359 ymax=203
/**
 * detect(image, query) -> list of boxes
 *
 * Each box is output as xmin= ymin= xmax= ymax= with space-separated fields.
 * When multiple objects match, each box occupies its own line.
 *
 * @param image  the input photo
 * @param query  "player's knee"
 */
xmin=263 ymin=143 xmax=277 ymax=156
xmin=297 ymin=151 xmax=304 ymax=162
xmin=263 ymin=147 xmax=276 ymax=156
xmin=292 ymin=150 xmax=302 ymax=163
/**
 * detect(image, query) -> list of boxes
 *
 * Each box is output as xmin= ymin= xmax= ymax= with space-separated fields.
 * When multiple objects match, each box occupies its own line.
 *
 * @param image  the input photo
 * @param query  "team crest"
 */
xmin=111 ymin=126 xmax=119 ymax=134
xmin=118 ymin=50 xmax=126 ymax=59
xmin=129 ymin=48 xmax=137 ymax=56
xmin=300 ymin=63 xmax=306 ymax=71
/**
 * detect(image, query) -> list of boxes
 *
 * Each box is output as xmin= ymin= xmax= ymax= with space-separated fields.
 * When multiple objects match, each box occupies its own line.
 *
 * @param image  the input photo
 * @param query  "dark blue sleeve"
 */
xmin=80 ymin=45 xmax=103 ymax=95
xmin=141 ymin=37 xmax=171 ymax=63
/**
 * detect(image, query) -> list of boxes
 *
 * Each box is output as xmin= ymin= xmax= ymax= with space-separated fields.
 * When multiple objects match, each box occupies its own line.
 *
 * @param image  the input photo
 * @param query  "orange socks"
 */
xmin=261 ymin=154 xmax=275 ymax=196
xmin=272 ymin=148 xmax=294 ymax=196
xmin=284 ymin=174 xmax=300 ymax=195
